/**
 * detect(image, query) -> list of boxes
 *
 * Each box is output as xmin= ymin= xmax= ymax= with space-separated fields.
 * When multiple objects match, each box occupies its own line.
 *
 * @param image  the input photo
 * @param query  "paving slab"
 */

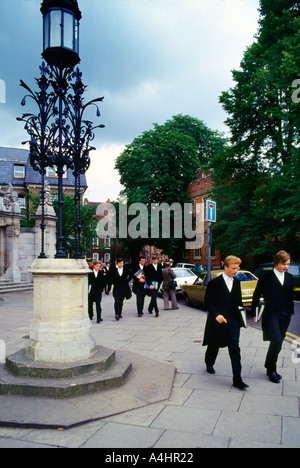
xmin=0 ymin=291 xmax=299 ymax=448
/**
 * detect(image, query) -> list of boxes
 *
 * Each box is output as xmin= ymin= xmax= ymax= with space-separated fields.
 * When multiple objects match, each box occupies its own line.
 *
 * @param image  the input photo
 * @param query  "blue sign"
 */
xmin=207 ymin=200 xmax=216 ymax=223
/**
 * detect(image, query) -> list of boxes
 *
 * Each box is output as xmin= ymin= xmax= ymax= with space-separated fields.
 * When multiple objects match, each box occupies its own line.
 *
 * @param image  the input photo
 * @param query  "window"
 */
xmin=19 ymin=197 xmax=26 ymax=209
xmin=46 ymin=167 xmax=67 ymax=178
xmin=174 ymin=269 xmax=195 ymax=278
xmin=194 ymin=248 xmax=202 ymax=258
xmin=235 ymin=272 xmax=257 ymax=282
xmin=288 ymin=265 xmax=300 ymax=276
xmin=93 ymin=253 xmax=99 ymax=262
xmin=14 ymin=165 xmax=25 ymax=178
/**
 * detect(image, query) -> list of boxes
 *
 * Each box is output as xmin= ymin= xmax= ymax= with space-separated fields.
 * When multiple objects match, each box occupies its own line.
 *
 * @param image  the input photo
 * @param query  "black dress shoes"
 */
xmin=206 ymin=366 xmax=216 ymax=375
xmin=267 ymin=371 xmax=281 ymax=384
xmin=233 ymin=381 xmax=249 ymax=390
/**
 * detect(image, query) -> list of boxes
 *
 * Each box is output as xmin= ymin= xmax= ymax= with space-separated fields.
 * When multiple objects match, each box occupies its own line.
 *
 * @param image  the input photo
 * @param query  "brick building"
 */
xmin=84 ymin=199 xmax=118 ymax=264
xmin=183 ymin=170 xmax=221 ymax=268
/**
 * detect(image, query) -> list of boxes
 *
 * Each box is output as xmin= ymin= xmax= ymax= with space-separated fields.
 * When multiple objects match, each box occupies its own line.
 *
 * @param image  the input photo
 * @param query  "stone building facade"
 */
xmin=0 ymin=146 xmax=87 ymax=282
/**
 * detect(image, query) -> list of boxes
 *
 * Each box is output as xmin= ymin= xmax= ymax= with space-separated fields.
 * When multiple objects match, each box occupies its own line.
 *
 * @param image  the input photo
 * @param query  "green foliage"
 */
xmin=211 ymin=0 xmax=300 ymax=260
xmin=52 ymin=194 xmax=97 ymax=256
xmin=115 ymin=114 xmax=226 ymax=259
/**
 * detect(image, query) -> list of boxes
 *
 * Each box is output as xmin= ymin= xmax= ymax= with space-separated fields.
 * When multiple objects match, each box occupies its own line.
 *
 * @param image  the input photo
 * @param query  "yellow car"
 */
xmin=181 ymin=270 xmax=258 ymax=308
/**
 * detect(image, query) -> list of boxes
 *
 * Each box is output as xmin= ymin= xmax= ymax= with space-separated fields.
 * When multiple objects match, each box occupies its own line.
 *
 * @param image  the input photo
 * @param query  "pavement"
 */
xmin=0 ymin=290 xmax=299 ymax=449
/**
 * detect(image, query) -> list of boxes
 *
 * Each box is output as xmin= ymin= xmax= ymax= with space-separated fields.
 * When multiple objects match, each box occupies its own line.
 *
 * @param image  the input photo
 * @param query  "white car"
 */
xmin=175 ymin=263 xmax=195 ymax=269
xmin=160 ymin=268 xmax=197 ymax=294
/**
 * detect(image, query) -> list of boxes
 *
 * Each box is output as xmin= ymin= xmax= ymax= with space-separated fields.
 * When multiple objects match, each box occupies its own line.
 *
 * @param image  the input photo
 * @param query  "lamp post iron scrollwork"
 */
xmin=17 ymin=0 xmax=104 ymax=259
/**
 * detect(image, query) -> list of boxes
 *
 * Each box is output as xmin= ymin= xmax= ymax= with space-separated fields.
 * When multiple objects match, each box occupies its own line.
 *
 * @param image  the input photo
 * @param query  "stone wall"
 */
xmin=19 ymin=228 xmax=36 ymax=282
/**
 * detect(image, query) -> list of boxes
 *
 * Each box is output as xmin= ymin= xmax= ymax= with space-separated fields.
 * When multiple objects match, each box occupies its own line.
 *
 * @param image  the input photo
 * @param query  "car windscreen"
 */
xmin=288 ymin=265 xmax=300 ymax=276
xmin=173 ymin=269 xmax=195 ymax=278
xmin=235 ymin=272 xmax=257 ymax=282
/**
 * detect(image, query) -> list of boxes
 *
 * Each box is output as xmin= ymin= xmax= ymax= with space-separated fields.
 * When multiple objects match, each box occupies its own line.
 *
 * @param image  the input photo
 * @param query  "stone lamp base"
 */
xmin=26 ymin=258 xmax=96 ymax=362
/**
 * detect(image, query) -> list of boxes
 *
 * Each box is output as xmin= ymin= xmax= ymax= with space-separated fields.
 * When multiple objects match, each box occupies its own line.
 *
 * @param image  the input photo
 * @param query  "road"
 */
xmin=177 ymin=298 xmax=300 ymax=344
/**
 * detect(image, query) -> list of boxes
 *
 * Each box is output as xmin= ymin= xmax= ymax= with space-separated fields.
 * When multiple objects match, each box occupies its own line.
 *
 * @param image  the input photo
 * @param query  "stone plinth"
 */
xmin=26 ymin=258 xmax=96 ymax=362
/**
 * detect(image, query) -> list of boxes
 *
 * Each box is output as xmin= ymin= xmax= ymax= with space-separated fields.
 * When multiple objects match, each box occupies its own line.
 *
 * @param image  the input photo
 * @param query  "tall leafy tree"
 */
xmin=115 ymin=114 xmax=226 ymax=259
xmin=211 ymin=0 xmax=300 ymax=261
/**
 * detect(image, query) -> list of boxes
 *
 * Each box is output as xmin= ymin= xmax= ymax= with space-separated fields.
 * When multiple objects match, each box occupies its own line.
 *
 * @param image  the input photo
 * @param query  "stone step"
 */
xmin=0 ymin=346 xmax=133 ymax=399
xmin=0 ymin=282 xmax=33 ymax=294
xmin=5 ymin=346 xmax=116 ymax=379
xmin=0 ymin=354 xmax=132 ymax=399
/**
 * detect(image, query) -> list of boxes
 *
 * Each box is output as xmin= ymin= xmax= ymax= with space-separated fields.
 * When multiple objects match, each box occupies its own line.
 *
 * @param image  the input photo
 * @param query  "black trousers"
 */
xmin=205 ymin=319 xmax=242 ymax=384
xmin=135 ymin=286 xmax=146 ymax=316
xmin=148 ymin=289 xmax=159 ymax=315
xmin=114 ymin=291 xmax=126 ymax=318
xmin=265 ymin=313 xmax=291 ymax=372
xmin=88 ymin=291 xmax=102 ymax=321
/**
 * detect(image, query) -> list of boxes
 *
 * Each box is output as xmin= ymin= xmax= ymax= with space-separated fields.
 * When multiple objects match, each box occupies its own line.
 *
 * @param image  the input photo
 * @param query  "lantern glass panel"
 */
xmin=75 ymin=20 xmax=79 ymax=54
xmin=44 ymin=12 xmax=50 ymax=50
xmin=63 ymin=11 xmax=74 ymax=50
xmin=50 ymin=9 xmax=62 ymax=48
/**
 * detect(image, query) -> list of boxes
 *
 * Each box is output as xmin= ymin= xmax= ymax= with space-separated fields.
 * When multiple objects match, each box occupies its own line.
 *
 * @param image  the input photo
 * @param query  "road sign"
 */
xmin=207 ymin=200 xmax=216 ymax=223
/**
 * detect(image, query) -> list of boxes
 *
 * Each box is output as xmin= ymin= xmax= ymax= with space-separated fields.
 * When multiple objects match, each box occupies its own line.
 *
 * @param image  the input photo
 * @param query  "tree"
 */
xmin=211 ymin=0 xmax=300 ymax=261
xmin=53 ymin=194 xmax=97 ymax=257
xmin=115 ymin=114 xmax=226 ymax=259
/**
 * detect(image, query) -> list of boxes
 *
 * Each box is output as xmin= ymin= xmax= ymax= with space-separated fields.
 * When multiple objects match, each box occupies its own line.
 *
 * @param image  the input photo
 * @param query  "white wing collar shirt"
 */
xmin=274 ymin=268 xmax=285 ymax=286
xmin=222 ymin=272 xmax=234 ymax=292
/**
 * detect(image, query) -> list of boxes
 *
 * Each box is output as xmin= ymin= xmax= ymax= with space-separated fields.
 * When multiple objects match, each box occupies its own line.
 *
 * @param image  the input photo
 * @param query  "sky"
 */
xmin=0 ymin=0 xmax=261 ymax=202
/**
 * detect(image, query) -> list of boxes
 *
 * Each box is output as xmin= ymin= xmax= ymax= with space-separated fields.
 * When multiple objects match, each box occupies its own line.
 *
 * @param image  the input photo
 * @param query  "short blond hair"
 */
xmin=224 ymin=255 xmax=242 ymax=267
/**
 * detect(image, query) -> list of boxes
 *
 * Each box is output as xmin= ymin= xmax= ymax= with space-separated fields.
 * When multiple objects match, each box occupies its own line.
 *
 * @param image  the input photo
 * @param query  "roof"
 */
xmin=0 ymin=146 xmax=87 ymax=189
xmin=0 ymin=147 xmax=29 ymax=163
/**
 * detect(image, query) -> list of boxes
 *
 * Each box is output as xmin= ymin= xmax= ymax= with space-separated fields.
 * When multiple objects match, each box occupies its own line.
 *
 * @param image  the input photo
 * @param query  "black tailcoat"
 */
xmin=203 ymin=275 xmax=244 ymax=348
xmin=88 ymin=270 xmax=106 ymax=298
xmin=108 ymin=266 xmax=132 ymax=300
xmin=145 ymin=264 xmax=163 ymax=288
xmin=251 ymin=270 xmax=294 ymax=341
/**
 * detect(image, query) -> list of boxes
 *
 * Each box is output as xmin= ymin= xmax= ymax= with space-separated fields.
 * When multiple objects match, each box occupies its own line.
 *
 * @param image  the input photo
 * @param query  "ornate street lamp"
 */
xmin=40 ymin=0 xmax=82 ymax=258
xmin=41 ymin=0 xmax=82 ymax=69
xmin=18 ymin=0 xmax=104 ymax=259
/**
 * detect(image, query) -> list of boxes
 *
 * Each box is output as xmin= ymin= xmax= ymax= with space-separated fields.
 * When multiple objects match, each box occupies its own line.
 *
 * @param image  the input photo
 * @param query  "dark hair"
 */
xmin=116 ymin=258 xmax=125 ymax=264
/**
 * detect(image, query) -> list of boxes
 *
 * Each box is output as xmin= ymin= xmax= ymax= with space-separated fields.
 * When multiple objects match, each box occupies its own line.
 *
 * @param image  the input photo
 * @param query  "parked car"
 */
xmin=159 ymin=267 xmax=197 ymax=295
xmin=175 ymin=263 xmax=195 ymax=269
xmin=255 ymin=262 xmax=300 ymax=296
xmin=181 ymin=270 xmax=258 ymax=308
xmin=191 ymin=264 xmax=206 ymax=276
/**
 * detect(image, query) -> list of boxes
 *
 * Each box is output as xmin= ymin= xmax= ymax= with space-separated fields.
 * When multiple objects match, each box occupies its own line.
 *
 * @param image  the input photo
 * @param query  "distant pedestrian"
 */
xmin=145 ymin=256 xmax=163 ymax=317
xmin=88 ymin=261 xmax=105 ymax=323
xmin=203 ymin=255 xmax=249 ymax=390
xmin=162 ymin=262 xmax=178 ymax=310
xmin=108 ymin=258 xmax=132 ymax=321
xmin=252 ymin=250 xmax=294 ymax=384
xmin=104 ymin=261 xmax=111 ymax=294
xmin=132 ymin=256 xmax=147 ymax=317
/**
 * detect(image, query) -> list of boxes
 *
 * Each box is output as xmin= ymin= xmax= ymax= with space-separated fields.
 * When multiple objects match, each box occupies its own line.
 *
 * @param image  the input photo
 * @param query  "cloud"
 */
xmin=85 ymin=143 xmax=125 ymax=202
xmin=0 ymin=0 xmax=261 ymax=202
